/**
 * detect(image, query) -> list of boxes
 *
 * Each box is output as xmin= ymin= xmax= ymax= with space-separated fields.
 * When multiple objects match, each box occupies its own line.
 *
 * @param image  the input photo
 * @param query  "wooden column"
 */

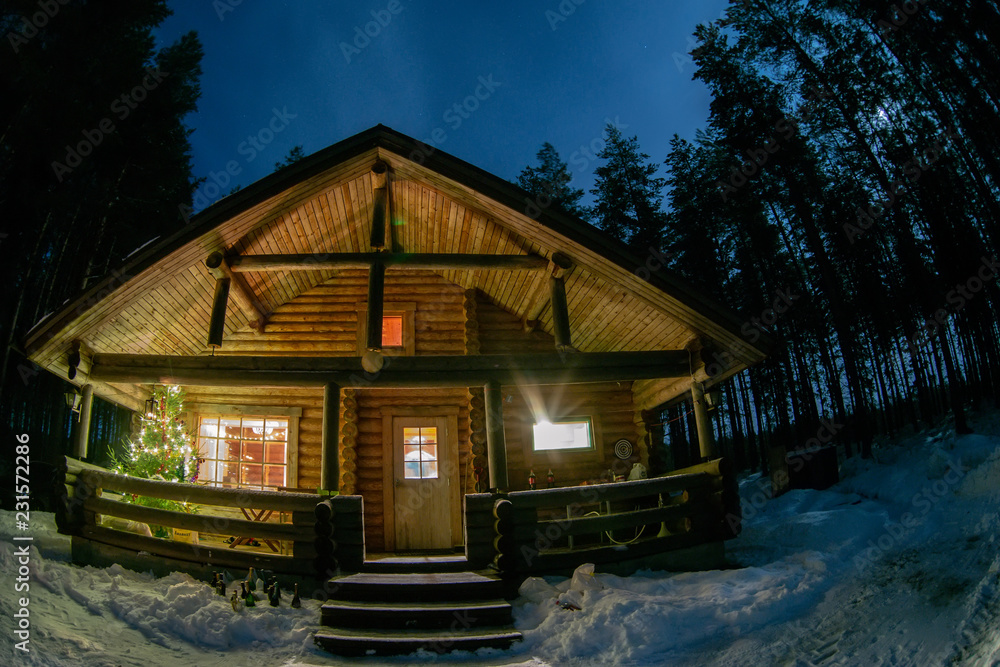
xmin=321 ymin=382 xmax=341 ymax=493
xmin=74 ymin=384 xmax=94 ymax=459
xmin=366 ymin=260 xmax=386 ymax=350
xmin=484 ymin=379 xmax=509 ymax=491
xmin=370 ymin=160 xmax=388 ymax=250
xmin=691 ymin=381 xmax=717 ymax=461
xmin=522 ymin=252 xmax=574 ymax=332
xmin=207 ymin=278 xmax=231 ymax=348
xmin=549 ymin=275 xmax=572 ymax=350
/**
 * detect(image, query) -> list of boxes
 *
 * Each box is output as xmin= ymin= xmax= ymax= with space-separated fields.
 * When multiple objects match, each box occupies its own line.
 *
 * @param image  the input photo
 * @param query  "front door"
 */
xmin=393 ymin=416 xmax=452 ymax=550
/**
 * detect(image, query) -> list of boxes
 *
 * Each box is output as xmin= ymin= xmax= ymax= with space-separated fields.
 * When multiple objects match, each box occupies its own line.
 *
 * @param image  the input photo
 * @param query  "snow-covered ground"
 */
xmin=3 ymin=411 xmax=999 ymax=666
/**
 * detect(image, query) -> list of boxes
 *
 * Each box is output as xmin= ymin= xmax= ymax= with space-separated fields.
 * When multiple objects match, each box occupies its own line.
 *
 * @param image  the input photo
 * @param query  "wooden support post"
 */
xmin=484 ymin=379 xmax=509 ymax=491
xmin=206 ymin=252 xmax=267 ymax=332
xmin=207 ymin=278 xmax=231 ymax=348
xmin=691 ymin=381 xmax=717 ymax=461
xmin=74 ymin=384 xmax=94 ymax=459
xmin=522 ymin=252 xmax=573 ymax=333
xmin=370 ymin=161 xmax=388 ymax=250
xmin=366 ymin=260 xmax=386 ymax=350
xmin=549 ymin=275 xmax=572 ymax=350
xmin=321 ymin=382 xmax=341 ymax=493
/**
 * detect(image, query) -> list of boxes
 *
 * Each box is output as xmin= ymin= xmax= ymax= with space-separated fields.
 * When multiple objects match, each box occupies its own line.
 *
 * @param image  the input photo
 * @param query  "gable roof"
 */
xmin=25 ymin=125 xmax=769 ymax=409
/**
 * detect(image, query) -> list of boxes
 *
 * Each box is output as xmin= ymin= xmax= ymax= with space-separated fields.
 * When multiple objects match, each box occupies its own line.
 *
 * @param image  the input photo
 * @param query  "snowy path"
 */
xmin=2 ymin=415 xmax=998 ymax=666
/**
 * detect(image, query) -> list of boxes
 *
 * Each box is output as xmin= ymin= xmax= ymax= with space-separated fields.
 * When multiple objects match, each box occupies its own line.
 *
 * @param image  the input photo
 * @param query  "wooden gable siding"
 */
xmin=217 ymin=269 xmax=466 ymax=356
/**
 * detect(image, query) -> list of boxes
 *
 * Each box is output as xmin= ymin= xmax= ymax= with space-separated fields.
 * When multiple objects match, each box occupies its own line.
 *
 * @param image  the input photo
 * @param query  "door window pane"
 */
xmin=402 ymin=426 xmax=439 ymax=479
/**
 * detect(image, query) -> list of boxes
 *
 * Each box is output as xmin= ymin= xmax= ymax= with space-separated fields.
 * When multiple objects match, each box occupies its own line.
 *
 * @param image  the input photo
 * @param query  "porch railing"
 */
xmin=56 ymin=457 xmax=364 ymax=579
xmin=465 ymin=458 xmax=740 ymax=576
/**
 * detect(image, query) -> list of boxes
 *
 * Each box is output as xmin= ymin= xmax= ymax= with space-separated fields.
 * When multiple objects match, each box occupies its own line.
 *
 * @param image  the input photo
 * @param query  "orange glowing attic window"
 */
xmin=382 ymin=315 xmax=404 ymax=347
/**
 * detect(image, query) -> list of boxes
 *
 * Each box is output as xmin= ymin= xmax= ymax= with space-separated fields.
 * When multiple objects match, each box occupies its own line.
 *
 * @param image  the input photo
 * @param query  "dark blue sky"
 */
xmin=154 ymin=0 xmax=729 ymax=212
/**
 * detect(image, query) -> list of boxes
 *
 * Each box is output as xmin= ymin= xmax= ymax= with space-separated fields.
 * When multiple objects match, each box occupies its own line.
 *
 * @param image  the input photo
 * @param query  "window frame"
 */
xmin=531 ymin=417 xmax=595 ymax=453
xmin=185 ymin=403 xmax=301 ymax=489
xmin=357 ymin=302 xmax=416 ymax=355
xmin=525 ymin=414 xmax=604 ymax=466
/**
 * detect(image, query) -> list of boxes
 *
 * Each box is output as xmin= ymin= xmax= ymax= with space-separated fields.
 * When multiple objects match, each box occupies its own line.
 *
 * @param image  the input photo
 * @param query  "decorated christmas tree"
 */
xmin=113 ymin=385 xmax=199 ymax=513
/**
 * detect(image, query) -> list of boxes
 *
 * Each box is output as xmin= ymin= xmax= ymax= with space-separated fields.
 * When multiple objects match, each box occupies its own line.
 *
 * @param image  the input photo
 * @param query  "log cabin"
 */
xmin=28 ymin=125 xmax=768 ymax=576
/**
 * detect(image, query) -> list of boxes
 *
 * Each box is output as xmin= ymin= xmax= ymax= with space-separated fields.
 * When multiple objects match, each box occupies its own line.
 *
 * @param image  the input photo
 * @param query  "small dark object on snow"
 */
xmin=290 ymin=583 xmax=301 ymax=608
xmin=230 ymin=590 xmax=241 ymax=612
xmin=268 ymin=584 xmax=280 ymax=607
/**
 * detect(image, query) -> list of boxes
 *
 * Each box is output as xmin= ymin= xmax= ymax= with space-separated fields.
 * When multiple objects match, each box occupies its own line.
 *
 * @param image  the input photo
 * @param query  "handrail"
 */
xmin=506 ymin=471 xmax=714 ymax=509
xmin=488 ymin=458 xmax=739 ymax=576
xmin=60 ymin=456 xmax=367 ymax=578
xmin=78 ymin=469 xmax=322 ymax=512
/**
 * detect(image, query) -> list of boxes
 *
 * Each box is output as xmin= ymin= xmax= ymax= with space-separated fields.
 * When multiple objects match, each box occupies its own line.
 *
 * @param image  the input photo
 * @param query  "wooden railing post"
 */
xmin=313 ymin=498 xmax=338 ymax=578
xmin=492 ymin=497 xmax=515 ymax=576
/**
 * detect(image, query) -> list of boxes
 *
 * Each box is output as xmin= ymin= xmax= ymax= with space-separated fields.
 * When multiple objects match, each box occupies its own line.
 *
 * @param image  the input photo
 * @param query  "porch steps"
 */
xmin=315 ymin=570 xmax=522 ymax=656
xmin=362 ymin=555 xmax=471 ymax=574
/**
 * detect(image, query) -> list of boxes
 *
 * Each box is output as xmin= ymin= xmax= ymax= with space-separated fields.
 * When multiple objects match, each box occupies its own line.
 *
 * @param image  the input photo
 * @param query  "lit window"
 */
xmin=197 ymin=416 xmax=288 ymax=490
xmin=382 ymin=315 xmax=404 ymax=347
xmin=402 ymin=426 xmax=438 ymax=479
xmin=532 ymin=419 xmax=593 ymax=452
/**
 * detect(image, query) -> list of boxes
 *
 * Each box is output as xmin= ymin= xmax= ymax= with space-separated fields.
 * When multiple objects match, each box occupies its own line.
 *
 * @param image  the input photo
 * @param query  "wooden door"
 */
xmin=393 ymin=416 xmax=452 ymax=550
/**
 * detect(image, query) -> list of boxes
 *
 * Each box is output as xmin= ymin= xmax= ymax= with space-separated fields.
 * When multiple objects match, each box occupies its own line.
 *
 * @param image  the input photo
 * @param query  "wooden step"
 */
xmin=321 ymin=598 xmax=513 ymax=630
xmin=314 ymin=627 xmax=522 ymax=656
xmin=363 ymin=555 xmax=471 ymax=574
xmin=328 ymin=571 xmax=504 ymax=603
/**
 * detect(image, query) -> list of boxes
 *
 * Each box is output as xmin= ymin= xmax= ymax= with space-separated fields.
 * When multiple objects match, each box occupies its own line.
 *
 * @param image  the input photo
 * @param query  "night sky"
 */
xmin=154 ymin=0 xmax=729 ymax=213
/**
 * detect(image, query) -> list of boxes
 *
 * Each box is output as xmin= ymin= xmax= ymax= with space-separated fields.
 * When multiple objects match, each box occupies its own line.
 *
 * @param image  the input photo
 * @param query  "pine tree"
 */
xmin=113 ymin=386 xmax=198 ymax=510
xmin=590 ymin=124 xmax=667 ymax=253
xmin=517 ymin=142 xmax=589 ymax=220
xmin=275 ymin=145 xmax=305 ymax=171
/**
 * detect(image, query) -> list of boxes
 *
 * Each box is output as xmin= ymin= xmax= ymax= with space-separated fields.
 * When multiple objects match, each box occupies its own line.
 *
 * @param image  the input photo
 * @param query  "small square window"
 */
xmin=532 ymin=419 xmax=593 ymax=452
xmin=382 ymin=315 xmax=404 ymax=347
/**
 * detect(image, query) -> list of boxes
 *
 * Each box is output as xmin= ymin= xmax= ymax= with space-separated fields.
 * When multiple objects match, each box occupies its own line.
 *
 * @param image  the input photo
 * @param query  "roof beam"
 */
xmin=205 ymin=252 xmax=268 ymax=332
xmin=227 ymin=253 xmax=549 ymax=272
xmin=89 ymin=350 xmax=691 ymax=388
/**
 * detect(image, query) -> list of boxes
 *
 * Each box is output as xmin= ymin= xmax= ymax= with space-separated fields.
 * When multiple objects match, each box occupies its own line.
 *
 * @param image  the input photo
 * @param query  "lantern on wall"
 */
xmin=65 ymin=390 xmax=82 ymax=421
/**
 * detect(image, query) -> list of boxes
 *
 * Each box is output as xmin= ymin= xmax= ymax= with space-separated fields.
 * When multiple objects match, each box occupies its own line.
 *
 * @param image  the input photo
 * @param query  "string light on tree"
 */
xmin=113 ymin=385 xmax=199 ymax=511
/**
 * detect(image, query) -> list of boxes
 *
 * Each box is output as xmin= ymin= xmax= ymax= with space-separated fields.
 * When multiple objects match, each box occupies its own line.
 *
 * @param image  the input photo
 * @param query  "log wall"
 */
xmin=179 ymin=280 xmax=643 ymax=551
xmin=220 ymin=268 xmax=467 ymax=356
xmin=471 ymin=291 xmax=642 ymax=489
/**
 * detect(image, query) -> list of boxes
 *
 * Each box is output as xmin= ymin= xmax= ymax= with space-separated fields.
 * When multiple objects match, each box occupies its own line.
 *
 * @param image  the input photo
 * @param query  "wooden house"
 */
xmin=29 ymin=126 xmax=767 ymax=573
